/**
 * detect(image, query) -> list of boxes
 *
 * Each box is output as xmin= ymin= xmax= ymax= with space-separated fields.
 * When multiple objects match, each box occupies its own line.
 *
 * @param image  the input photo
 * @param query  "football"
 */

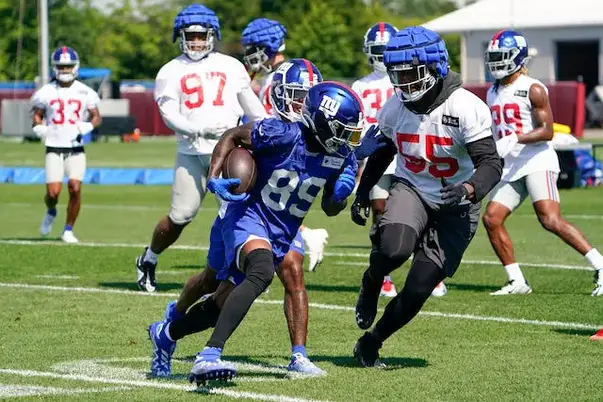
xmin=222 ymin=147 xmax=258 ymax=194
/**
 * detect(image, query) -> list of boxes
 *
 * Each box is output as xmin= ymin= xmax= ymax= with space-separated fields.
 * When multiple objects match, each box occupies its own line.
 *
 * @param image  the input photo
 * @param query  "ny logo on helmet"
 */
xmin=318 ymin=95 xmax=340 ymax=117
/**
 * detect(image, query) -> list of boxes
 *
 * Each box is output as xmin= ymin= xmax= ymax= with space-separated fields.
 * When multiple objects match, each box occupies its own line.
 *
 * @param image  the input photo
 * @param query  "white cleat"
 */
xmin=61 ymin=230 xmax=79 ymax=244
xmin=431 ymin=281 xmax=447 ymax=297
xmin=40 ymin=213 xmax=56 ymax=236
xmin=592 ymin=284 xmax=603 ymax=297
xmin=380 ymin=277 xmax=397 ymax=298
xmin=490 ymin=280 xmax=532 ymax=295
xmin=302 ymin=228 xmax=329 ymax=272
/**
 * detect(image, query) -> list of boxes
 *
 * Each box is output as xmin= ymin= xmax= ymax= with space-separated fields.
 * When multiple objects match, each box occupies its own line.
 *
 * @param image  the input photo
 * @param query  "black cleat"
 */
xmin=353 ymin=332 xmax=385 ymax=368
xmin=355 ymin=269 xmax=382 ymax=329
xmin=136 ymin=247 xmax=157 ymax=292
xmin=189 ymin=368 xmax=236 ymax=387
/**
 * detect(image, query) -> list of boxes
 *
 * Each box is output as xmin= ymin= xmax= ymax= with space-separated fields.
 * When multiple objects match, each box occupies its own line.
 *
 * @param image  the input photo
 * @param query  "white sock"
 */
xmin=144 ymin=247 xmax=158 ymax=264
xmin=585 ymin=248 xmax=603 ymax=271
xmin=504 ymin=263 xmax=526 ymax=283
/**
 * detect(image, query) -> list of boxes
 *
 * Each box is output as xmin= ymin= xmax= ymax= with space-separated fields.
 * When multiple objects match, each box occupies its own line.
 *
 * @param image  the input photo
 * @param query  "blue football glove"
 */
xmin=207 ymin=177 xmax=249 ymax=203
xmin=354 ymin=125 xmax=388 ymax=160
xmin=332 ymin=166 xmax=357 ymax=204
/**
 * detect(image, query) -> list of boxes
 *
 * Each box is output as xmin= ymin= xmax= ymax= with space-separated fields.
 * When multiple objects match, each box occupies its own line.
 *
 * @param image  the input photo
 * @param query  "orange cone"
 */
xmin=590 ymin=329 xmax=603 ymax=341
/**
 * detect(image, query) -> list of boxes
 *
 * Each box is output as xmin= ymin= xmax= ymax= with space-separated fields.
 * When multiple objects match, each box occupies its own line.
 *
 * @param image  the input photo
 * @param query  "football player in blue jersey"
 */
xmin=148 ymin=59 xmax=328 ymax=378
xmin=149 ymin=81 xmax=366 ymax=384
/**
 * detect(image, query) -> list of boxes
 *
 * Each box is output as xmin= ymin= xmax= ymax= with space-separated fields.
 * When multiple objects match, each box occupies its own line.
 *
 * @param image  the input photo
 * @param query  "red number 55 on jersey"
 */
xmin=396 ymin=133 xmax=459 ymax=179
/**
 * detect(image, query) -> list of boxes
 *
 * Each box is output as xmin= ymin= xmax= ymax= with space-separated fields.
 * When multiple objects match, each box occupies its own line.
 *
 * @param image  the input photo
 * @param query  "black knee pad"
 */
xmin=404 ymin=252 xmax=446 ymax=298
xmin=379 ymin=223 xmax=418 ymax=264
xmin=242 ymin=248 xmax=275 ymax=292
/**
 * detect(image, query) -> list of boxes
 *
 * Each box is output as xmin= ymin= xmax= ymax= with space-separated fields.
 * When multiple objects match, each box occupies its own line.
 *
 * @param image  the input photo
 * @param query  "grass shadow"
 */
xmin=311 ymin=354 xmax=427 ymax=370
xmin=306 ymin=284 xmax=359 ymax=293
xmin=99 ymin=281 xmax=184 ymax=292
xmin=445 ymin=283 xmax=501 ymax=293
xmin=0 ymin=236 xmax=61 ymax=242
xmin=171 ymin=264 xmax=203 ymax=270
xmin=552 ymin=328 xmax=597 ymax=337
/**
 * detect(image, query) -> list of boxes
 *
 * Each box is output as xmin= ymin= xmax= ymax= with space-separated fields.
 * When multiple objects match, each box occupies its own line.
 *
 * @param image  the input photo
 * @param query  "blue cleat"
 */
xmin=148 ymin=321 xmax=176 ymax=377
xmin=188 ymin=347 xmax=236 ymax=386
xmin=287 ymin=353 xmax=326 ymax=376
xmin=164 ymin=300 xmax=182 ymax=322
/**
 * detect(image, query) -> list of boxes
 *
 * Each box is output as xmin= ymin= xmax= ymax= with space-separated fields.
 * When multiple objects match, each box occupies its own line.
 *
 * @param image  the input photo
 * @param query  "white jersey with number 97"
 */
xmin=154 ymin=52 xmax=255 ymax=155
xmin=377 ymin=88 xmax=493 ymax=206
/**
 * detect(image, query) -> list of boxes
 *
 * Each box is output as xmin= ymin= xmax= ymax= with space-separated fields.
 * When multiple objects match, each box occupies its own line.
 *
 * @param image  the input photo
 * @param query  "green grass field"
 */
xmin=1 ymin=141 xmax=603 ymax=401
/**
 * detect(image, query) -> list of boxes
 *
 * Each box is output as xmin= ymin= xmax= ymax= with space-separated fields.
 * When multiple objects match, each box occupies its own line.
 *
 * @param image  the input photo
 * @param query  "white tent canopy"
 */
xmin=423 ymin=0 xmax=603 ymax=33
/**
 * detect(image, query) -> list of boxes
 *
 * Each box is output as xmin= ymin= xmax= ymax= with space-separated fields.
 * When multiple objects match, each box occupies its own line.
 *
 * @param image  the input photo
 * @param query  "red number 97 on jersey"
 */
xmin=180 ymin=72 xmax=227 ymax=109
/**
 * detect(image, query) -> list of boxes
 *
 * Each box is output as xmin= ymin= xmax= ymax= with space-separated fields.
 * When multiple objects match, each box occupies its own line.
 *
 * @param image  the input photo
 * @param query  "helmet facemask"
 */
xmin=244 ymin=45 xmax=272 ymax=73
xmin=486 ymin=48 xmax=522 ymax=80
xmin=180 ymin=25 xmax=215 ymax=61
xmin=302 ymin=103 xmax=362 ymax=155
xmin=364 ymin=42 xmax=387 ymax=72
xmin=272 ymin=82 xmax=309 ymax=122
xmin=53 ymin=63 xmax=78 ymax=83
xmin=387 ymin=63 xmax=437 ymax=103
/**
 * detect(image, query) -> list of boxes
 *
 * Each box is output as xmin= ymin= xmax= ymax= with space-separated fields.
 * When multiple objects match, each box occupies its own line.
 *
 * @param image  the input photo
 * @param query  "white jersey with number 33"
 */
xmin=486 ymin=74 xmax=559 ymax=181
xmin=377 ymin=88 xmax=493 ymax=205
xmin=155 ymin=53 xmax=253 ymax=155
xmin=31 ymin=81 xmax=100 ymax=148
xmin=352 ymin=70 xmax=396 ymax=174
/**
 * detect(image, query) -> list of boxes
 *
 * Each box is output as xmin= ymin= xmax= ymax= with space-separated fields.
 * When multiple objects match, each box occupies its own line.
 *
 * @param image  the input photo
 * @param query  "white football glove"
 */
xmin=32 ymin=124 xmax=49 ymax=140
xmin=76 ymin=121 xmax=94 ymax=135
xmin=495 ymin=133 xmax=519 ymax=158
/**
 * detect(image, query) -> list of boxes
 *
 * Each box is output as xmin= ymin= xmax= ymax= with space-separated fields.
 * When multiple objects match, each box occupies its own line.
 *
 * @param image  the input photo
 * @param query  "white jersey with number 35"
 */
xmin=352 ymin=70 xmax=395 ymax=173
xmin=486 ymin=74 xmax=559 ymax=181
xmin=155 ymin=53 xmax=253 ymax=155
xmin=31 ymin=81 xmax=100 ymax=148
xmin=377 ymin=88 xmax=493 ymax=205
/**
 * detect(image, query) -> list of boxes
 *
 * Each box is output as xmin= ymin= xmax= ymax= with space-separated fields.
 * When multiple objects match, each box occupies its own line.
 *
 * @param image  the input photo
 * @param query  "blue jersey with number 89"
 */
xmin=246 ymin=118 xmax=356 ymax=244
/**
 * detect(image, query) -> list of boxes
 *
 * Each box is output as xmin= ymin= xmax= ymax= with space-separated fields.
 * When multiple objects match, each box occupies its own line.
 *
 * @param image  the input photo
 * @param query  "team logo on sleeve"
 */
xmin=441 ymin=114 xmax=459 ymax=127
xmin=318 ymin=95 xmax=341 ymax=118
xmin=514 ymin=89 xmax=528 ymax=97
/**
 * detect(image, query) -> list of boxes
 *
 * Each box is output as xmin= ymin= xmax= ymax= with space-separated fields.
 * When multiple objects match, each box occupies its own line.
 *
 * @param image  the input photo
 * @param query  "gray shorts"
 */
xmin=380 ymin=180 xmax=480 ymax=277
xmin=168 ymin=153 xmax=212 ymax=225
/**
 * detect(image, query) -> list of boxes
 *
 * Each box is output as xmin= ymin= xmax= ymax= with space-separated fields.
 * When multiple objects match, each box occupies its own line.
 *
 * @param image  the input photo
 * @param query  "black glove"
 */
xmin=440 ymin=178 xmax=469 ymax=207
xmin=351 ymin=194 xmax=371 ymax=226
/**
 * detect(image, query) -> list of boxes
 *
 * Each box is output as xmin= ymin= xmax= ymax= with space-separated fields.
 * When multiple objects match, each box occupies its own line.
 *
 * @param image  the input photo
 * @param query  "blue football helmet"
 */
xmin=270 ymin=58 xmax=322 ymax=122
xmin=302 ymin=81 xmax=364 ymax=155
xmin=383 ymin=26 xmax=449 ymax=103
xmin=363 ymin=22 xmax=398 ymax=72
xmin=51 ymin=46 xmax=79 ymax=84
xmin=241 ymin=18 xmax=287 ymax=73
xmin=485 ymin=30 xmax=529 ymax=80
xmin=172 ymin=4 xmax=221 ymax=61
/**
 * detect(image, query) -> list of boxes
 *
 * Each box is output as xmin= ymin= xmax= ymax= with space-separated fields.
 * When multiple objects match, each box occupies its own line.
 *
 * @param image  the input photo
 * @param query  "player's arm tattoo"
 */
xmin=88 ymin=108 xmax=102 ymax=127
xmin=208 ymin=122 xmax=254 ymax=178
xmin=518 ymin=83 xmax=554 ymax=144
xmin=32 ymin=107 xmax=44 ymax=126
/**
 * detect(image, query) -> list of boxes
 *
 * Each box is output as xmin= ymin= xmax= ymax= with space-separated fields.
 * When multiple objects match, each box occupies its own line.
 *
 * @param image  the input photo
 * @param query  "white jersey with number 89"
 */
xmin=377 ymin=88 xmax=493 ymax=205
xmin=486 ymin=74 xmax=559 ymax=181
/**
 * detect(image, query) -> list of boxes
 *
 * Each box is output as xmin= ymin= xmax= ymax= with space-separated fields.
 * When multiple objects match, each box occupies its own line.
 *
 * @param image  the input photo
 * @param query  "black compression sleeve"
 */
xmin=464 ymin=136 xmax=503 ymax=202
xmin=356 ymin=140 xmax=397 ymax=201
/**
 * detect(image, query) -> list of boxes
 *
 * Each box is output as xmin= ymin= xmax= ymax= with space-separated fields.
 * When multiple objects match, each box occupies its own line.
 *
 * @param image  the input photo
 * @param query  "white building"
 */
xmin=423 ymin=0 xmax=603 ymax=94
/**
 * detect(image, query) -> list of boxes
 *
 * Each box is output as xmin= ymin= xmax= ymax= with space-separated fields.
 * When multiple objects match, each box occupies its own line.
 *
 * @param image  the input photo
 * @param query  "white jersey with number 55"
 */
xmin=154 ymin=52 xmax=267 ymax=155
xmin=377 ymin=88 xmax=493 ymax=205
xmin=31 ymin=81 xmax=100 ymax=148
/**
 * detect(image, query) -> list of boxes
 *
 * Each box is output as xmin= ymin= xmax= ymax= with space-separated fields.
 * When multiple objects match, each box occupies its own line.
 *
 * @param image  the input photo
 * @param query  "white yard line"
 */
xmin=0 ymin=239 xmax=594 ymax=271
xmin=0 ymin=369 xmax=327 ymax=402
xmin=0 ymin=282 xmax=600 ymax=330
xmin=36 ymin=275 xmax=80 ymax=280
xmin=0 ymin=384 xmax=130 ymax=398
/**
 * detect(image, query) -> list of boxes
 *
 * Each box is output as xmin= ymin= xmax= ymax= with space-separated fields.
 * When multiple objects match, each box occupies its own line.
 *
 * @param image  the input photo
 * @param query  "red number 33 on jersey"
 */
xmin=180 ymin=72 xmax=227 ymax=109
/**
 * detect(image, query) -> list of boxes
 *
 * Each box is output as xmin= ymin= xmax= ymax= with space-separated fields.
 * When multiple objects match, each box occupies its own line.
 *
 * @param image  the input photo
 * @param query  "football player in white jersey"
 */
xmin=134 ymin=5 xmax=267 ymax=292
xmin=352 ymin=22 xmax=399 ymax=298
xmin=350 ymin=27 xmax=502 ymax=367
xmin=483 ymin=30 xmax=603 ymax=296
xmin=33 ymin=46 xmax=102 ymax=243
xmin=242 ymin=17 xmax=329 ymax=272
